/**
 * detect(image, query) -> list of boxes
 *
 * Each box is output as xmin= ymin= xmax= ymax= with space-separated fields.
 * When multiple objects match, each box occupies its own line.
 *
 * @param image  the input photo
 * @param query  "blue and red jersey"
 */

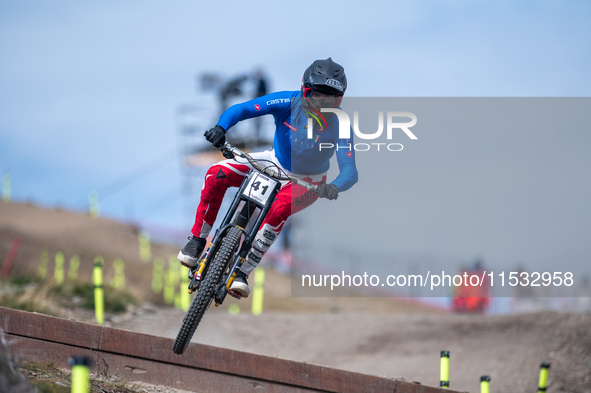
xmin=217 ymin=90 xmax=358 ymax=192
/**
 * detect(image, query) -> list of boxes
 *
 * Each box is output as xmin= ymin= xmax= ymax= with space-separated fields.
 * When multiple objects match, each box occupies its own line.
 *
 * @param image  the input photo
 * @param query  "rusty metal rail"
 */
xmin=1 ymin=307 xmax=460 ymax=393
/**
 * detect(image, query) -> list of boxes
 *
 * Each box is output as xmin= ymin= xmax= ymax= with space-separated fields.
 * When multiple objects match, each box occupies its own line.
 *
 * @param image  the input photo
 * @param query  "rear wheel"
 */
xmin=172 ymin=226 xmax=242 ymax=354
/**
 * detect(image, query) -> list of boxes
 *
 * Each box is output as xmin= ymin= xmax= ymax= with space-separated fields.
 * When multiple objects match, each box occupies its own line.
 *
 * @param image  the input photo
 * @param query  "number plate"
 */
xmin=242 ymin=173 xmax=278 ymax=205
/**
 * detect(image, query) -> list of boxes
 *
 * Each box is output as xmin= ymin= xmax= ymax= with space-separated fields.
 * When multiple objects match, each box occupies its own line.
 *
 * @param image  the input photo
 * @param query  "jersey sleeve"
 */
xmin=331 ymin=133 xmax=359 ymax=192
xmin=217 ymin=91 xmax=293 ymax=132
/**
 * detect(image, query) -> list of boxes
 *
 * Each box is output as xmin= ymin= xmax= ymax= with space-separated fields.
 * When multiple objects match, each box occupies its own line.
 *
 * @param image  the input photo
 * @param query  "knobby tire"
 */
xmin=172 ymin=226 xmax=242 ymax=354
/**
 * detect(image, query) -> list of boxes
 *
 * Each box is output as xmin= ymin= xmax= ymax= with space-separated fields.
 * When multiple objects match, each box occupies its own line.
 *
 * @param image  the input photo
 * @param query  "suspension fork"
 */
xmin=214 ymin=181 xmax=281 ymax=304
xmin=188 ymin=175 xmax=256 ymax=292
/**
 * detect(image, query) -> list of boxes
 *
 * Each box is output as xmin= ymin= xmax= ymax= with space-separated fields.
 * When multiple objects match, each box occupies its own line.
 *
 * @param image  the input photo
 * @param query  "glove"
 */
xmin=204 ymin=125 xmax=226 ymax=148
xmin=318 ymin=183 xmax=339 ymax=200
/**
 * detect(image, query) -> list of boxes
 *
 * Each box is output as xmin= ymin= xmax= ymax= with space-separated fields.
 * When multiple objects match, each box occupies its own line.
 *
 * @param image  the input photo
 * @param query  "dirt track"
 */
xmin=107 ymin=306 xmax=590 ymax=393
xmin=2 ymin=201 xmax=591 ymax=392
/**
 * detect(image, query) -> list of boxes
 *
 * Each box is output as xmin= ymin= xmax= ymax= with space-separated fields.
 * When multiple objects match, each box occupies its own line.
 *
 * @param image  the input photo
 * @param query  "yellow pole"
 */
xmin=68 ymin=356 xmax=93 ymax=393
xmin=138 ymin=231 xmax=151 ymax=263
xmin=174 ymin=291 xmax=181 ymax=309
xmin=251 ymin=268 xmax=265 ymax=316
xmin=538 ymin=362 xmax=550 ymax=393
xmin=38 ymin=250 xmax=48 ymax=279
xmin=152 ymin=257 xmax=164 ymax=293
xmin=54 ymin=251 xmax=65 ymax=285
xmin=180 ymin=264 xmax=190 ymax=311
xmin=88 ymin=190 xmax=100 ymax=218
xmin=68 ymin=255 xmax=80 ymax=281
xmin=2 ymin=173 xmax=10 ymax=202
xmin=480 ymin=375 xmax=490 ymax=393
xmin=228 ymin=304 xmax=240 ymax=315
xmin=164 ymin=256 xmax=177 ymax=305
xmin=440 ymin=350 xmax=450 ymax=389
xmin=110 ymin=257 xmax=125 ymax=289
xmin=93 ymin=255 xmax=104 ymax=325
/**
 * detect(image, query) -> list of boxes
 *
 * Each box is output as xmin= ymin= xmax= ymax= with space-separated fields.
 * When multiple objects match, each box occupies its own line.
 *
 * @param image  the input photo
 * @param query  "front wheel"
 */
xmin=172 ymin=226 xmax=242 ymax=354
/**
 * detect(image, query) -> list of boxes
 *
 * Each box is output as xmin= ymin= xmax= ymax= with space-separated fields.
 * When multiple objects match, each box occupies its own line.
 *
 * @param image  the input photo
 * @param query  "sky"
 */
xmin=1 ymin=0 xmax=590 ymax=251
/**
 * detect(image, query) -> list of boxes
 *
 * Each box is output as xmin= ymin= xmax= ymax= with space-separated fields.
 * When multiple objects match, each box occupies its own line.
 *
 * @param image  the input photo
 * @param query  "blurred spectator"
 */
xmin=219 ymin=75 xmax=248 ymax=114
xmin=452 ymin=259 xmax=490 ymax=313
xmin=511 ymin=264 xmax=542 ymax=313
xmin=575 ymin=275 xmax=591 ymax=312
xmin=252 ymin=68 xmax=269 ymax=144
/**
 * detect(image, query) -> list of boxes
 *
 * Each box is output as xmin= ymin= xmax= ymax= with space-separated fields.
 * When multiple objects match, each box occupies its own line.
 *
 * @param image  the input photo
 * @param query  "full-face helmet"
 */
xmin=301 ymin=57 xmax=347 ymax=110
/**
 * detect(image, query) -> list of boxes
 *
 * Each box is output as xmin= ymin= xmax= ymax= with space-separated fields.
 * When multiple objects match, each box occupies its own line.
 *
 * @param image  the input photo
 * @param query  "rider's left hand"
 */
xmin=318 ymin=183 xmax=339 ymax=200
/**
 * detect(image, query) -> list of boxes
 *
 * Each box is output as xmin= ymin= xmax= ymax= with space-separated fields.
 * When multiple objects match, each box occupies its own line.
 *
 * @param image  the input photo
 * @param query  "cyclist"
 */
xmin=178 ymin=58 xmax=358 ymax=299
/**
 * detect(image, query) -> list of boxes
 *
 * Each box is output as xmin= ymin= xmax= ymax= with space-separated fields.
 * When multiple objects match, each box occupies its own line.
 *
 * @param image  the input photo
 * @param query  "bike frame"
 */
xmin=187 ymin=144 xmax=307 ymax=305
xmin=173 ymin=143 xmax=321 ymax=354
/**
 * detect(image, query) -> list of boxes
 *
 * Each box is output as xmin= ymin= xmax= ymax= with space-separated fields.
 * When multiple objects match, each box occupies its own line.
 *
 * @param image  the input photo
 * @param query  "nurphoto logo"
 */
xmin=308 ymin=109 xmax=418 ymax=152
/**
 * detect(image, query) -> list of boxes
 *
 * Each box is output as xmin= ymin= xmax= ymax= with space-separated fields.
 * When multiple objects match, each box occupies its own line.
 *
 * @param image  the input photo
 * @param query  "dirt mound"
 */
xmin=0 ymin=200 xmax=436 ymax=314
xmin=0 ymin=201 xmax=177 ymax=304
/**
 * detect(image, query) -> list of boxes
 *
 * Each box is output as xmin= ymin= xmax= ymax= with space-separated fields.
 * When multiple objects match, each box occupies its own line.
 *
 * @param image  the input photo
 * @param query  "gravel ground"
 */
xmin=110 ymin=305 xmax=591 ymax=393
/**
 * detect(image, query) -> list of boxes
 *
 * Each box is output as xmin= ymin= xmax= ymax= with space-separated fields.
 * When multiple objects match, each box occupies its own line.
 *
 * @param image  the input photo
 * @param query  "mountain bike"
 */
xmin=172 ymin=142 xmax=319 ymax=355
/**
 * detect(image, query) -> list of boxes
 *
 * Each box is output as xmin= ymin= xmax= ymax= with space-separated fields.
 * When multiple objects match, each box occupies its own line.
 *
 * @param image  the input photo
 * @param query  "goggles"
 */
xmin=302 ymin=87 xmax=343 ymax=108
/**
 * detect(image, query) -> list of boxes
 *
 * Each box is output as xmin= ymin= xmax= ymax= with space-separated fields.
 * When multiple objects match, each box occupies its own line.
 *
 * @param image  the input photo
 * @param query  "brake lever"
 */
xmin=221 ymin=149 xmax=235 ymax=159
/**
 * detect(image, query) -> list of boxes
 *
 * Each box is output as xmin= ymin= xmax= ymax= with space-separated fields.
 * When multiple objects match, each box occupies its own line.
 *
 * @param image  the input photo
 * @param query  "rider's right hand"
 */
xmin=204 ymin=125 xmax=226 ymax=148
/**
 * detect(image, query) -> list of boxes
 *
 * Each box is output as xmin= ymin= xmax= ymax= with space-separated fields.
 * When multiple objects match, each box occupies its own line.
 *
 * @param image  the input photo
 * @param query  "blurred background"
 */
xmin=2 ymin=0 xmax=590 ymax=234
xmin=2 ymin=2 xmax=591 ymax=391
xmin=1 ymin=1 xmax=591 ymax=310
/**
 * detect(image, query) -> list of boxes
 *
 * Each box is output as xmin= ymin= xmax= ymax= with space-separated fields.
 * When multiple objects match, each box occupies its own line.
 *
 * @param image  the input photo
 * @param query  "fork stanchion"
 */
xmin=440 ymin=350 xmax=450 ymax=389
xmin=538 ymin=362 xmax=550 ymax=393
xmin=68 ymin=355 xmax=93 ymax=393
xmin=93 ymin=255 xmax=104 ymax=325
xmin=480 ymin=375 xmax=490 ymax=393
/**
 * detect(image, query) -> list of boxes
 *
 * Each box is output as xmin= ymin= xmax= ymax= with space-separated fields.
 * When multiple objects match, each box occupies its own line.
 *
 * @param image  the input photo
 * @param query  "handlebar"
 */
xmin=221 ymin=142 xmax=320 ymax=193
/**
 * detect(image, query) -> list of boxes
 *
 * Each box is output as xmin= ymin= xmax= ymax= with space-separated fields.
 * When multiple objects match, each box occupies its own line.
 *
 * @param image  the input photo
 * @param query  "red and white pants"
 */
xmin=191 ymin=150 xmax=325 ymax=275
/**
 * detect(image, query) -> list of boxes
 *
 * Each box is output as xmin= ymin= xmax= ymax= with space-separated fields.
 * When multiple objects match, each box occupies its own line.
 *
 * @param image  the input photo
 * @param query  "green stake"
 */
xmin=54 ymin=251 xmax=65 ymax=285
xmin=68 ymin=356 xmax=93 ymax=393
xmin=228 ymin=303 xmax=240 ymax=315
xmin=138 ymin=231 xmax=151 ymax=263
xmin=38 ymin=250 xmax=48 ymax=279
xmin=68 ymin=255 xmax=80 ymax=281
xmin=251 ymin=268 xmax=265 ymax=316
xmin=152 ymin=257 xmax=164 ymax=293
xmin=2 ymin=173 xmax=11 ymax=202
xmin=538 ymin=362 xmax=550 ymax=393
xmin=110 ymin=258 xmax=125 ymax=289
xmin=88 ymin=189 xmax=100 ymax=218
xmin=164 ymin=256 xmax=178 ymax=305
xmin=440 ymin=351 xmax=450 ymax=389
xmin=93 ymin=255 xmax=104 ymax=325
xmin=480 ymin=375 xmax=490 ymax=393
xmin=179 ymin=264 xmax=190 ymax=311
